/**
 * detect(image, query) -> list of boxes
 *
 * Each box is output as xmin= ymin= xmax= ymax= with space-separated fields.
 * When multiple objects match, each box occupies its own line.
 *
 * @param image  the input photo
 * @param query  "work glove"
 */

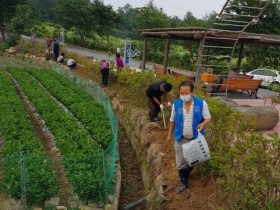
xmin=167 ymin=102 xmax=172 ymax=107
xmin=160 ymin=104 xmax=164 ymax=110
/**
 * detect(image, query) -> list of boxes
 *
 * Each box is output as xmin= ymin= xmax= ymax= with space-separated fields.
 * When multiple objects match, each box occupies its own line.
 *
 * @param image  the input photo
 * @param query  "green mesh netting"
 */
xmin=0 ymin=62 xmax=118 ymax=207
xmin=49 ymin=63 xmax=119 ymax=202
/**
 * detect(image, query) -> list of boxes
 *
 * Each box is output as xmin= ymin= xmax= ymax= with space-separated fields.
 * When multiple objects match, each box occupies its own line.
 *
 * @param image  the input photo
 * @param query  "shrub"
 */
xmin=5 ymin=33 xmax=21 ymax=48
xmin=16 ymin=39 xmax=46 ymax=55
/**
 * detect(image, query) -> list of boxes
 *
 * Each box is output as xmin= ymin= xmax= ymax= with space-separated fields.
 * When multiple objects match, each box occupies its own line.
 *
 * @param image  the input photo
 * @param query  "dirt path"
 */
xmin=148 ymin=128 xmax=226 ymax=210
xmin=118 ymin=125 xmax=146 ymax=210
xmin=9 ymin=73 xmax=74 ymax=206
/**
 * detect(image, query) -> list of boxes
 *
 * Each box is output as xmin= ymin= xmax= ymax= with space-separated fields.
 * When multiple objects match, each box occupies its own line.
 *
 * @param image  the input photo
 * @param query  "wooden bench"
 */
xmin=154 ymin=65 xmax=168 ymax=75
xmin=154 ymin=65 xmax=195 ymax=81
xmin=200 ymin=74 xmax=217 ymax=83
xmin=173 ymin=71 xmax=195 ymax=82
xmin=217 ymin=78 xmax=262 ymax=98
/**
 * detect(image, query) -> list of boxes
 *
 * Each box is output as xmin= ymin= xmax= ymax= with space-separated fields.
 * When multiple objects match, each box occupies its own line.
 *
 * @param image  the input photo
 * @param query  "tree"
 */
xmin=56 ymin=0 xmax=95 ymax=44
xmin=132 ymin=1 xmax=170 ymax=31
xmin=91 ymin=0 xmax=119 ymax=51
xmin=129 ymin=1 xmax=171 ymax=63
xmin=28 ymin=0 xmax=56 ymax=21
xmin=170 ymin=15 xmax=183 ymax=28
xmin=0 ymin=0 xmax=26 ymax=40
xmin=182 ymin=11 xmax=208 ymax=27
xmin=227 ymin=0 xmax=280 ymax=35
xmin=116 ymin=4 xmax=135 ymax=38
xmin=226 ymin=0 xmax=280 ymax=69
xmin=11 ymin=4 xmax=34 ymax=35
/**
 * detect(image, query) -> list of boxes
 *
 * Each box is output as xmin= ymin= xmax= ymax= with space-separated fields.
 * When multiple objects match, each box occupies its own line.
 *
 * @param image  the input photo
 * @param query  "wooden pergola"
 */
xmin=139 ymin=27 xmax=280 ymax=73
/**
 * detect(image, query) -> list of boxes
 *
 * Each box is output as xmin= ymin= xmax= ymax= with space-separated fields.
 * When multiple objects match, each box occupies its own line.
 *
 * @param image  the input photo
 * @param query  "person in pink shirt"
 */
xmin=115 ymin=53 xmax=124 ymax=69
xmin=100 ymin=60 xmax=110 ymax=87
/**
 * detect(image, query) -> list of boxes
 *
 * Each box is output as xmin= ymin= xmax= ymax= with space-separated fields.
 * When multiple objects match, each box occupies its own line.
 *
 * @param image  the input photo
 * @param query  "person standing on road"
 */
xmin=100 ymin=60 xmax=110 ymax=88
xmin=166 ymin=81 xmax=211 ymax=193
xmin=146 ymin=81 xmax=172 ymax=122
xmin=52 ymin=38 xmax=60 ymax=61
xmin=31 ymin=33 xmax=37 ymax=42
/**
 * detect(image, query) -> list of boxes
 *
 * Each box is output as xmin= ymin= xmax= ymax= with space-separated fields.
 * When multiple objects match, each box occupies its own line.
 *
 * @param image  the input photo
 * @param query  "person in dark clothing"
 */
xmin=52 ymin=38 xmax=60 ymax=61
xmin=146 ymin=81 xmax=172 ymax=122
xmin=100 ymin=60 xmax=110 ymax=87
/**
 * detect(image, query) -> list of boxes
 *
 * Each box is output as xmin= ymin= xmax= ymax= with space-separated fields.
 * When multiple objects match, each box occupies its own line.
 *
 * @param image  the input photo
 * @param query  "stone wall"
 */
xmin=217 ymin=97 xmax=279 ymax=131
xmin=111 ymin=95 xmax=167 ymax=209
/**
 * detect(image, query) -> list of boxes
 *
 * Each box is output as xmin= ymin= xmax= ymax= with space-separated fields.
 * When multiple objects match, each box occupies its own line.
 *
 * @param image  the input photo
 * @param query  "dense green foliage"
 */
xmin=0 ymin=70 xmax=58 ymax=204
xmin=206 ymin=99 xmax=280 ymax=209
xmin=28 ymin=0 xmax=56 ymax=21
xmin=6 ymin=67 xmax=112 ymax=202
xmin=84 ymin=56 xmax=280 ymax=209
xmin=26 ymin=68 xmax=113 ymax=149
xmin=2 ymin=0 xmax=279 ymax=70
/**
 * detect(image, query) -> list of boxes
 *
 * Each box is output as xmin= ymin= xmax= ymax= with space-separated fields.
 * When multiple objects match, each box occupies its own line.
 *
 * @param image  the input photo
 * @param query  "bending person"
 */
xmin=146 ymin=80 xmax=172 ymax=122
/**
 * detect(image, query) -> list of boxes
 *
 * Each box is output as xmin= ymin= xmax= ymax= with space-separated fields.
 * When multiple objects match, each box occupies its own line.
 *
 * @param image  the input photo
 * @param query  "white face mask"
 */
xmin=180 ymin=94 xmax=191 ymax=102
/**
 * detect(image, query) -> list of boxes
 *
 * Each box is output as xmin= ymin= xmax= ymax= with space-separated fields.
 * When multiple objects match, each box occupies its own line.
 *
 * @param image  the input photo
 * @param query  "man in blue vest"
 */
xmin=146 ymin=81 xmax=172 ymax=122
xmin=166 ymin=81 xmax=211 ymax=193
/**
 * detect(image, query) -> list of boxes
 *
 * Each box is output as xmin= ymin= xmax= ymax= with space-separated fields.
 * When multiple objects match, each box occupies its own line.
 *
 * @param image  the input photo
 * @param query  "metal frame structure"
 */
xmin=139 ymin=1 xmax=280 ymax=87
xmin=196 ymin=0 xmax=273 ymax=96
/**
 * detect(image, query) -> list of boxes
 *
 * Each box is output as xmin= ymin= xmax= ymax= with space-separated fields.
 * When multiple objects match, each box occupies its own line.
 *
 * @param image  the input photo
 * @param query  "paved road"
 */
xmin=21 ymin=35 xmax=279 ymax=97
xmin=66 ymin=44 xmax=157 ymax=69
xmin=258 ymin=87 xmax=279 ymax=97
xmin=21 ymin=35 xmax=154 ymax=69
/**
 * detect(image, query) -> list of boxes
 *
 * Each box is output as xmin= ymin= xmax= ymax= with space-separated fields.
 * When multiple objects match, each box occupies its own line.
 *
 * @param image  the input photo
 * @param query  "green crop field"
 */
xmin=0 ymin=67 xmax=118 ymax=207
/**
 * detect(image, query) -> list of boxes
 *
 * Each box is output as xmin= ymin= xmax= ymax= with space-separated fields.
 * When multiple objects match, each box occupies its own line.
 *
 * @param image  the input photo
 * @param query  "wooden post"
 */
xmin=163 ymin=38 xmax=170 ymax=74
xmin=205 ymin=42 xmax=210 ymax=66
xmin=237 ymin=44 xmax=244 ymax=73
xmin=195 ymin=39 xmax=204 ymax=84
xmin=141 ymin=37 xmax=148 ymax=70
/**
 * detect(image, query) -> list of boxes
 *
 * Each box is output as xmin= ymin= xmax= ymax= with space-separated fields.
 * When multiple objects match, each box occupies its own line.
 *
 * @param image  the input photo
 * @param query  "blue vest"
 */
xmin=173 ymin=96 xmax=205 ymax=141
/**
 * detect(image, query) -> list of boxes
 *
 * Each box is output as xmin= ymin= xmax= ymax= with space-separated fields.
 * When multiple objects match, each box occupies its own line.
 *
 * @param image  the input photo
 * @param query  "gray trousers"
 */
xmin=174 ymin=138 xmax=193 ymax=170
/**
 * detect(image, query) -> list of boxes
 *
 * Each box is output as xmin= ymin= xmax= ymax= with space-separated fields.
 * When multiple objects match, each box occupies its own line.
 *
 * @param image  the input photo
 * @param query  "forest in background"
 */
xmin=0 ymin=0 xmax=280 ymax=71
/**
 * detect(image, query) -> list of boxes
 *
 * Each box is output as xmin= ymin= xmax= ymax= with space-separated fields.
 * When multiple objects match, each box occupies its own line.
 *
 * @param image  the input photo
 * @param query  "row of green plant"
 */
xmin=0 ymin=70 xmax=58 ymax=204
xmin=7 ymin=67 xmax=105 ymax=202
xmin=26 ymin=67 xmax=113 ymax=149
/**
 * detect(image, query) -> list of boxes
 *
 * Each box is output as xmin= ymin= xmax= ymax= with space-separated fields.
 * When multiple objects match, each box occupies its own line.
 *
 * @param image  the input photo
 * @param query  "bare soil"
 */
xmin=118 ymin=125 xmax=146 ymax=210
xmin=150 ymin=129 xmax=227 ymax=210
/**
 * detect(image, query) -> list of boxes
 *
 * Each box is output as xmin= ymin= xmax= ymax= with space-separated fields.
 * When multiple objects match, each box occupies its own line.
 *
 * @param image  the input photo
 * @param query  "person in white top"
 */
xmin=57 ymin=53 xmax=65 ymax=63
xmin=166 ymin=81 xmax=211 ymax=193
xmin=67 ymin=57 xmax=77 ymax=69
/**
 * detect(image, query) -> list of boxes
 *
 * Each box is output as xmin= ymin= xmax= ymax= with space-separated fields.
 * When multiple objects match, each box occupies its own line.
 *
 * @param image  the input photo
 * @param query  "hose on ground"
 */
xmin=123 ymin=197 xmax=147 ymax=210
